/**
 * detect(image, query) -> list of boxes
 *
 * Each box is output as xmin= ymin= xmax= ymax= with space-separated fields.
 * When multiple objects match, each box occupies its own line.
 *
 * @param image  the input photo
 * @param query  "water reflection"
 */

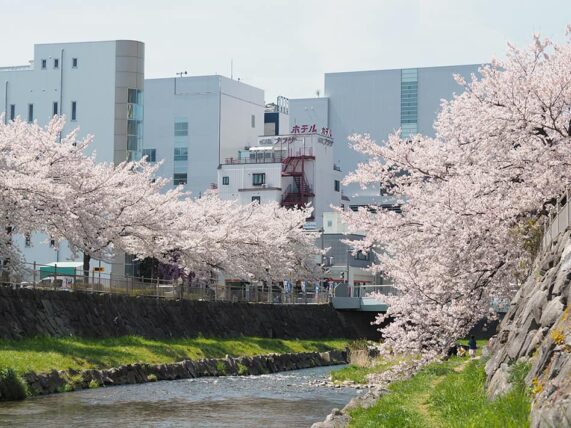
xmin=0 ymin=366 xmax=357 ymax=427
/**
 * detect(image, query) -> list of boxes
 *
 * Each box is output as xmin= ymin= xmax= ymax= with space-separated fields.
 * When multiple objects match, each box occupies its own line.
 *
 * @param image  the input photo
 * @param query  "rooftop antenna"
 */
xmin=174 ymin=70 xmax=188 ymax=95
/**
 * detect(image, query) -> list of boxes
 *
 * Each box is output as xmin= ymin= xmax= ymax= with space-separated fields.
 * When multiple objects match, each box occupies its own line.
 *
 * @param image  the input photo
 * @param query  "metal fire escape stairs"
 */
xmin=280 ymin=153 xmax=315 ymax=216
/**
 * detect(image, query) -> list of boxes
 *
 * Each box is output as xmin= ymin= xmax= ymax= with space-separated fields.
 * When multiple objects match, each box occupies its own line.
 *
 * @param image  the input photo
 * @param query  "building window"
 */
xmin=142 ymin=148 xmax=156 ymax=162
xmin=72 ymin=58 xmax=78 ymax=68
xmin=71 ymin=101 xmax=77 ymax=121
xmin=173 ymin=173 xmax=187 ymax=185
xmin=27 ymin=104 xmax=33 ymax=123
xmin=251 ymin=114 xmax=255 ymax=128
xmin=252 ymin=196 xmax=261 ymax=203
xmin=400 ymin=68 xmax=418 ymax=137
xmin=354 ymin=251 xmax=370 ymax=261
xmin=127 ymin=89 xmax=144 ymax=161
xmin=53 ymin=58 xmax=59 ymax=69
xmin=222 ymin=176 xmax=229 ymax=185
xmin=334 ymin=180 xmax=340 ymax=192
xmin=174 ymin=121 xmax=188 ymax=136
xmin=252 ymin=173 xmax=265 ymax=186
xmin=9 ymin=105 xmax=15 ymax=121
xmin=41 ymin=59 xmax=47 ymax=69
xmin=52 ymin=102 xmax=58 ymax=117
xmin=24 ymin=233 xmax=31 ymax=248
xmin=174 ymin=147 xmax=188 ymax=161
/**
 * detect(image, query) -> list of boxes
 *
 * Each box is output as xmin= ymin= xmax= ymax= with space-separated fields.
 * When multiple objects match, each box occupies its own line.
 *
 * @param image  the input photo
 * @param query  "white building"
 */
xmin=143 ymin=75 xmax=265 ymax=198
xmin=289 ymin=64 xmax=482 ymax=205
xmin=0 ymin=40 xmax=145 ymax=275
xmin=218 ymin=128 xmax=342 ymax=227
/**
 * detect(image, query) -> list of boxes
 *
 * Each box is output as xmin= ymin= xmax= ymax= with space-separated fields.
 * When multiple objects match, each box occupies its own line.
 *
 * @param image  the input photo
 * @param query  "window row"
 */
xmin=8 ymin=101 xmax=77 ymax=122
xmin=141 ymin=147 xmax=192 ymax=163
xmin=40 ymin=57 xmax=78 ymax=70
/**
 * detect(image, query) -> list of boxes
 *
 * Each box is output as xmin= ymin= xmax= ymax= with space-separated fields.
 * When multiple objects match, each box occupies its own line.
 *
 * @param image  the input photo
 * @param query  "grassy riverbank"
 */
xmin=348 ymin=357 xmax=531 ymax=427
xmin=0 ymin=336 xmax=348 ymax=375
xmin=331 ymin=339 xmax=487 ymax=385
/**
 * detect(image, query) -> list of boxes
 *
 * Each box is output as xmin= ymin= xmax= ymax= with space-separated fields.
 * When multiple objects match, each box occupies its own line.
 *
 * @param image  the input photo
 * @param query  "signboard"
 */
xmin=259 ymin=136 xmax=298 ymax=145
xmin=303 ymin=221 xmax=318 ymax=230
xmin=291 ymin=124 xmax=333 ymax=138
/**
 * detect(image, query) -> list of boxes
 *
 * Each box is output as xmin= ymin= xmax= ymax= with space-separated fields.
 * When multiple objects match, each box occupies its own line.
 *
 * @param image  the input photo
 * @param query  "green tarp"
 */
xmin=39 ymin=266 xmax=77 ymax=280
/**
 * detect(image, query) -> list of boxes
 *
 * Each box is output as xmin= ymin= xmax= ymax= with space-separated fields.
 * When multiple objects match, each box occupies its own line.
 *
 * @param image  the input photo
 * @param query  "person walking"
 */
xmin=468 ymin=335 xmax=477 ymax=358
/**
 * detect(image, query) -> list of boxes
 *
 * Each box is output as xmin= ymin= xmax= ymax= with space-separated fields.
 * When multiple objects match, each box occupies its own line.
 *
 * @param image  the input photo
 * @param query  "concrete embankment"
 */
xmin=0 ymin=287 xmax=378 ymax=340
xmin=20 ymin=350 xmax=348 ymax=398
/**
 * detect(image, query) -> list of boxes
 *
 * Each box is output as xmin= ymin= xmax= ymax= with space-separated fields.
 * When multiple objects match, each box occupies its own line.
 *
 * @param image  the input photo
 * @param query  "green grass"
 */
xmin=0 ymin=368 xmax=28 ymax=401
xmin=330 ymin=360 xmax=396 ymax=384
xmin=348 ymin=358 xmax=531 ymax=428
xmin=0 ymin=336 xmax=347 ymax=375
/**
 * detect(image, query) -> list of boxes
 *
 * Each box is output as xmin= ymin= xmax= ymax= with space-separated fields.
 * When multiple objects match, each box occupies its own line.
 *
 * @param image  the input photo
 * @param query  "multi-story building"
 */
xmin=289 ymin=64 xmax=482 ymax=204
xmin=263 ymin=96 xmax=289 ymax=137
xmin=143 ymin=75 xmax=264 ymax=197
xmin=320 ymin=212 xmax=379 ymax=286
xmin=0 ymin=40 xmax=145 ymax=275
xmin=218 ymin=128 xmax=342 ymax=227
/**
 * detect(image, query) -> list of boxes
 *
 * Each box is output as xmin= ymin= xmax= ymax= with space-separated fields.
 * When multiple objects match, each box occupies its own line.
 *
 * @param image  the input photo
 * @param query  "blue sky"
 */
xmin=1 ymin=0 xmax=569 ymax=100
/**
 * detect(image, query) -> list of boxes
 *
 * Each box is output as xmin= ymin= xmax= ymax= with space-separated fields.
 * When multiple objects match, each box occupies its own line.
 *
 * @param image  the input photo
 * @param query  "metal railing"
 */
xmin=224 ymin=154 xmax=286 ymax=165
xmin=0 ymin=262 xmax=331 ymax=305
xmin=542 ymin=189 xmax=570 ymax=251
xmin=333 ymin=283 xmax=399 ymax=298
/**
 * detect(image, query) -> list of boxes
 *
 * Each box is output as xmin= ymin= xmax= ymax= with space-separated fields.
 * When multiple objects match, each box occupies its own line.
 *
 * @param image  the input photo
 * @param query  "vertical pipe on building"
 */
xmin=59 ymin=49 xmax=64 ymax=117
xmin=3 ymin=81 xmax=8 ymax=124
xmin=218 ymin=77 xmax=222 ymax=165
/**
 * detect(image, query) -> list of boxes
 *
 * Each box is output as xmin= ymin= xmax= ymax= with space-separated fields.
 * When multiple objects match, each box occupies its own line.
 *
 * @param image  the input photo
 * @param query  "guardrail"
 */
xmin=333 ymin=283 xmax=398 ymax=298
xmin=541 ymin=189 xmax=570 ymax=251
xmin=0 ymin=262 xmax=330 ymax=305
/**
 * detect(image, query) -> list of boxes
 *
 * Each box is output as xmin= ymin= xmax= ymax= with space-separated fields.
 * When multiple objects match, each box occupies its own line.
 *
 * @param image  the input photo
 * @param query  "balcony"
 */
xmin=224 ymin=154 xmax=285 ymax=165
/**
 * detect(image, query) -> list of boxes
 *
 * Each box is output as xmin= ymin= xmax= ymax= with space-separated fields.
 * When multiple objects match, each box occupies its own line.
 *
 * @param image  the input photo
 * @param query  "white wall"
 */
xmin=1 ymin=41 xmax=119 ymax=163
xmin=219 ymin=77 xmax=264 ymax=161
xmin=310 ymin=136 xmax=341 ymax=225
xmin=0 ymin=40 xmax=144 ymax=273
xmin=144 ymin=75 xmax=264 ymax=198
xmin=290 ymin=65 xmax=481 ymax=202
xmin=218 ymin=163 xmax=282 ymax=205
xmin=144 ymin=76 xmax=220 ymax=197
xmin=289 ymin=97 xmax=329 ymax=131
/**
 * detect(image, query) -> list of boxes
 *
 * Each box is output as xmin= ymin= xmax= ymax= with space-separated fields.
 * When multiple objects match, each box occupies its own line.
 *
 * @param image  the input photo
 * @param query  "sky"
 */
xmin=0 ymin=0 xmax=570 ymax=101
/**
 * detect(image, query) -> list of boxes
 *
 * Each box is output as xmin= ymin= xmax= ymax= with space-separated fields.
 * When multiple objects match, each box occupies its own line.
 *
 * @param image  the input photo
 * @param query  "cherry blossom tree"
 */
xmin=155 ymin=193 xmax=321 ymax=284
xmin=0 ymin=116 xmax=185 ymax=278
xmin=0 ymin=116 xmax=320 ymax=285
xmin=341 ymin=27 xmax=571 ymax=357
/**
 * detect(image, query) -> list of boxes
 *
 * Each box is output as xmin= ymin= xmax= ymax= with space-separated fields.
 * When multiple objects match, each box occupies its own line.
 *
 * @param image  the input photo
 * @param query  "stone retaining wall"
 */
xmin=0 ymin=287 xmax=377 ymax=340
xmin=19 ymin=350 xmax=348 ymax=397
xmin=486 ymin=230 xmax=571 ymax=427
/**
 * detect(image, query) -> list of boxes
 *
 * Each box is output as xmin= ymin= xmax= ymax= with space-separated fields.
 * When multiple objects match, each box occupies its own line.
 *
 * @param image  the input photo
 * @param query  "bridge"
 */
xmin=331 ymin=284 xmax=398 ymax=312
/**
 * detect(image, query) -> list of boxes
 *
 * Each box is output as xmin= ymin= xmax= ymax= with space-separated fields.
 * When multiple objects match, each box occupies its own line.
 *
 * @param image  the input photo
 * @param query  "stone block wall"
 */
xmin=486 ymin=230 xmax=571 ymax=427
xmin=20 ymin=350 xmax=348 ymax=398
xmin=0 ymin=288 xmax=377 ymax=340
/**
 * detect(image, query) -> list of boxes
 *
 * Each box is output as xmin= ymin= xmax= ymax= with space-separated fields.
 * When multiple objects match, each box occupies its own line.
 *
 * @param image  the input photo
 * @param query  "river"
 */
xmin=0 ymin=365 xmax=358 ymax=427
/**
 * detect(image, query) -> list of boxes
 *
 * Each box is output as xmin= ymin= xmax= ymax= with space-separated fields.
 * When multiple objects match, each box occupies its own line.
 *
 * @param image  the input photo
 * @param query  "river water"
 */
xmin=0 ymin=365 xmax=358 ymax=428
